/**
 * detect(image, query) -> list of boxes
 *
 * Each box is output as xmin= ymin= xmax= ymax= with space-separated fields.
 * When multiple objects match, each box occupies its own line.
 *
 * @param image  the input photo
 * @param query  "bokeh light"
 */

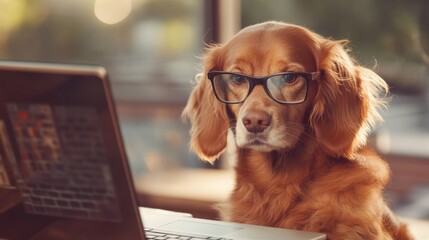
xmin=94 ymin=0 xmax=132 ymax=25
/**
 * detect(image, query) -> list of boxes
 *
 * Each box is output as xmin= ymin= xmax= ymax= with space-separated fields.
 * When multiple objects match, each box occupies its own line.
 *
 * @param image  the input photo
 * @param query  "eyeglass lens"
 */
xmin=213 ymin=73 xmax=250 ymax=103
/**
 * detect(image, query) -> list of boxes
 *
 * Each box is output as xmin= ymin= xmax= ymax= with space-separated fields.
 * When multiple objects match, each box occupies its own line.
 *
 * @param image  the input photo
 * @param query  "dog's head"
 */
xmin=183 ymin=21 xmax=388 ymax=163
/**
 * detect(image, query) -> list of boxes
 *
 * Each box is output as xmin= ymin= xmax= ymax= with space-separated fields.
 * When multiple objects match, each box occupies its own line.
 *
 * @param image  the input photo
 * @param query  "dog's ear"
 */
xmin=310 ymin=40 xmax=388 ymax=158
xmin=182 ymin=46 xmax=229 ymax=164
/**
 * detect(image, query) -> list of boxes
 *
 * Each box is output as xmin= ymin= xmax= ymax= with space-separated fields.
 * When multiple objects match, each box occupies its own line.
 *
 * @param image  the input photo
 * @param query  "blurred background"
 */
xmin=0 ymin=0 xmax=428 ymax=222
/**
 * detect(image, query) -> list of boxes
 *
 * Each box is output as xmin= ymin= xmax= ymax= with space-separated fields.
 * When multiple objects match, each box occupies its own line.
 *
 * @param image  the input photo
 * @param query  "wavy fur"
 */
xmin=182 ymin=21 xmax=413 ymax=240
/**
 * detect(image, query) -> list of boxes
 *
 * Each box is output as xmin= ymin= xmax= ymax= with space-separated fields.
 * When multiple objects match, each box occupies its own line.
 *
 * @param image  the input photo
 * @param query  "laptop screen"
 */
xmin=0 ymin=62 xmax=145 ymax=240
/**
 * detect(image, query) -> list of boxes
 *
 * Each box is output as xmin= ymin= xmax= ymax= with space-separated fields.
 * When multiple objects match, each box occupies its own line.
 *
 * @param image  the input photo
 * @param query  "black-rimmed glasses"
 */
xmin=207 ymin=71 xmax=320 ymax=104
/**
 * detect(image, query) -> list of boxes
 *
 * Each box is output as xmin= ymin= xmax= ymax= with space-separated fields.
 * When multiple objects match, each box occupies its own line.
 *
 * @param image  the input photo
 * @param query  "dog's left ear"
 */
xmin=310 ymin=40 xmax=388 ymax=158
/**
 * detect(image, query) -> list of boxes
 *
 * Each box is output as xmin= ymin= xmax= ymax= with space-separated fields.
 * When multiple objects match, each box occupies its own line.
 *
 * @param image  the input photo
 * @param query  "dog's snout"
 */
xmin=242 ymin=110 xmax=271 ymax=133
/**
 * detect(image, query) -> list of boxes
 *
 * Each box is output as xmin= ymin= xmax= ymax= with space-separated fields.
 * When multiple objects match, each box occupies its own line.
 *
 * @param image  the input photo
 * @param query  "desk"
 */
xmin=135 ymin=169 xmax=234 ymax=219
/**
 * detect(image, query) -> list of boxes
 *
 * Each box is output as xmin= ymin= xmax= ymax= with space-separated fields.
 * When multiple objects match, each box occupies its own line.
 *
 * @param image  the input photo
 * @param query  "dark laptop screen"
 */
xmin=0 ymin=62 xmax=145 ymax=240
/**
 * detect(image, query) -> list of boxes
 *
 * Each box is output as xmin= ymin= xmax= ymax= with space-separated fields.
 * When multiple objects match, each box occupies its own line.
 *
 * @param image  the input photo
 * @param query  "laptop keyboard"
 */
xmin=145 ymin=228 xmax=232 ymax=240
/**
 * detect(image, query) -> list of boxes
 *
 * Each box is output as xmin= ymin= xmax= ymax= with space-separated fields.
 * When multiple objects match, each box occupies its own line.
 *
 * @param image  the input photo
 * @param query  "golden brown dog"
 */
xmin=183 ymin=21 xmax=413 ymax=240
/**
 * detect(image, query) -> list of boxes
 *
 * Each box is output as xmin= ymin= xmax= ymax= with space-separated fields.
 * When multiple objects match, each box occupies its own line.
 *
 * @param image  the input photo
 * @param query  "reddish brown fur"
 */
xmin=182 ymin=21 xmax=414 ymax=239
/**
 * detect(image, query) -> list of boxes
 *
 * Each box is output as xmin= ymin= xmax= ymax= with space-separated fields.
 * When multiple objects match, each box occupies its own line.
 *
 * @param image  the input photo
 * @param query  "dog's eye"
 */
xmin=230 ymin=75 xmax=246 ymax=85
xmin=280 ymin=74 xmax=298 ymax=84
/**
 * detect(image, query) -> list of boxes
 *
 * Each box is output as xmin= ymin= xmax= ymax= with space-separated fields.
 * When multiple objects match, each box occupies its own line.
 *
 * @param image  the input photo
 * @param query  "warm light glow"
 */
xmin=0 ymin=0 xmax=26 ymax=32
xmin=94 ymin=0 xmax=132 ymax=25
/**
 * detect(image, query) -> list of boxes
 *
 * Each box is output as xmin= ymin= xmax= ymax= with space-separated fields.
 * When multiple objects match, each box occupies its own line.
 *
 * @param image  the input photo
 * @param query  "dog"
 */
xmin=182 ymin=21 xmax=413 ymax=239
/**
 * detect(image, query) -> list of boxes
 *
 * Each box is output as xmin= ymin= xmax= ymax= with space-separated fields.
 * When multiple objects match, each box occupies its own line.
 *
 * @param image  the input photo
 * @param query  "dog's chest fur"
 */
xmin=220 ymin=148 xmax=388 ymax=233
xmin=221 ymin=149 xmax=322 ymax=228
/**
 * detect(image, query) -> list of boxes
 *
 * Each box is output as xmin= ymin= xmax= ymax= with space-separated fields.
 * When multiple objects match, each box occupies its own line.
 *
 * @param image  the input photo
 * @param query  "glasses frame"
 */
xmin=207 ymin=71 xmax=321 ymax=104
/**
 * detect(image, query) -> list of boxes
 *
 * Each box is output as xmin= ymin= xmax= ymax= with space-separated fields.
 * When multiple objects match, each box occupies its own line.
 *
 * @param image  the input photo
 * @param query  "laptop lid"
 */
xmin=0 ymin=61 xmax=145 ymax=240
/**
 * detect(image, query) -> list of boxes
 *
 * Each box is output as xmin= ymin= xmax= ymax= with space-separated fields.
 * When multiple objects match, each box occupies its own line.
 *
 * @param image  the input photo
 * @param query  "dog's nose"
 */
xmin=242 ymin=110 xmax=271 ymax=133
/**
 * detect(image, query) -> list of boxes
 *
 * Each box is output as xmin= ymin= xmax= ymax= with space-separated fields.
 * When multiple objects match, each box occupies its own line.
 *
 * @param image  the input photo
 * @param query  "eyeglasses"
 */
xmin=207 ymin=71 xmax=320 ymax=104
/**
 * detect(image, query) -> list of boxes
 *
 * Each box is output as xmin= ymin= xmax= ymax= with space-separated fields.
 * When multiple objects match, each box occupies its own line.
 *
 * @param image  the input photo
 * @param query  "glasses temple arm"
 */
xmin=311 ymin=71 xmax=321 ymax=81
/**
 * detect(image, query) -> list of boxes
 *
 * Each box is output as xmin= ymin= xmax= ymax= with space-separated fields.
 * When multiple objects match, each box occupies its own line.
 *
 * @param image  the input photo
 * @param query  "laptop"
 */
xmin=0 ymin=61 xmax=325 ymax=240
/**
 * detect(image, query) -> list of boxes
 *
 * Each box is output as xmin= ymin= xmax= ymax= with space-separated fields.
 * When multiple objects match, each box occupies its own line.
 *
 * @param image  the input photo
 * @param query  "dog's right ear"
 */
xmin=182 ymin=45 xmax=229 ymax=164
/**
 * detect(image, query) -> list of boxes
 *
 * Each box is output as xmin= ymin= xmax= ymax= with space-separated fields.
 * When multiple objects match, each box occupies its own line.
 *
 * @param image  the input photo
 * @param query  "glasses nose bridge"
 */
xmin=246 ymin=76 xmax=270 ymax=99
xmin=249 ymin=76 xmax=266 ymax=86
